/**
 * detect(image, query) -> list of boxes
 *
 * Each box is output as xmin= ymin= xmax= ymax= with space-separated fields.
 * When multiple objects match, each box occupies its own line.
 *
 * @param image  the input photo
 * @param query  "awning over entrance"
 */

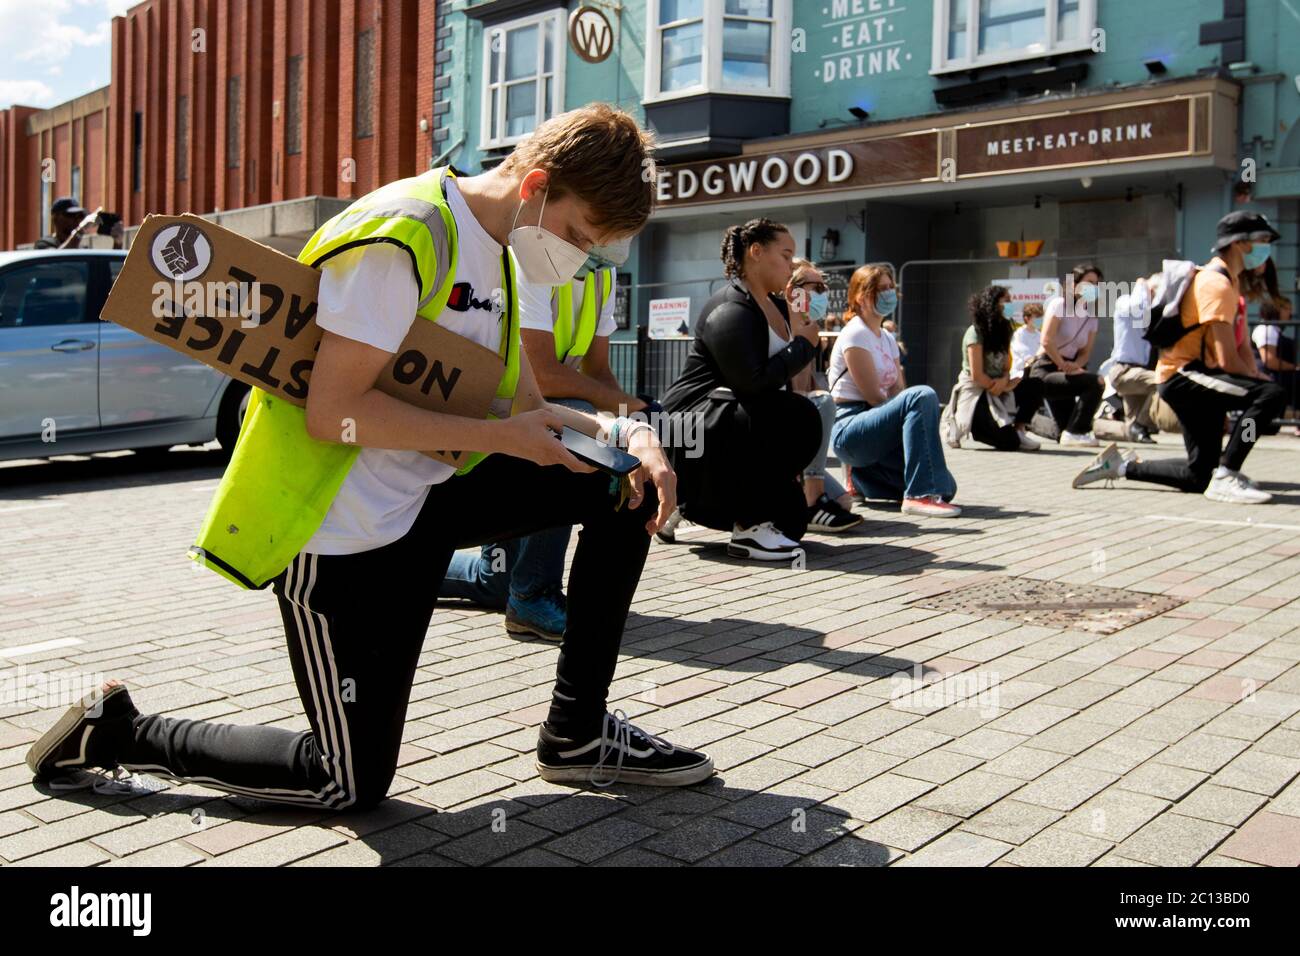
xmin=651 ymin=77 xmax=1240 ymax=220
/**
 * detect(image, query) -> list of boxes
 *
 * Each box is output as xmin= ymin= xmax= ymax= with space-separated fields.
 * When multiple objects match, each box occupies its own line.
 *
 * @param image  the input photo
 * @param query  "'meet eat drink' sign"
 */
xmin=101 ymin=214 xmax=506 ymax=466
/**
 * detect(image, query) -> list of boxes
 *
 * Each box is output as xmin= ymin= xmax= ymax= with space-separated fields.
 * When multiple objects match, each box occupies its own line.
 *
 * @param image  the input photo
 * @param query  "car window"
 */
xmin=0 ymin=260 xmax=90 ymax=329
xmin=108 ymin=258 xmax=124 ymax=285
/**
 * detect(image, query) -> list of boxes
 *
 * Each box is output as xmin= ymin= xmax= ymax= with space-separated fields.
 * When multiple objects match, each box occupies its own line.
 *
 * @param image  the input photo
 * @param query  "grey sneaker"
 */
xmin=1073 ymin=443 xmax=1126 ymax=489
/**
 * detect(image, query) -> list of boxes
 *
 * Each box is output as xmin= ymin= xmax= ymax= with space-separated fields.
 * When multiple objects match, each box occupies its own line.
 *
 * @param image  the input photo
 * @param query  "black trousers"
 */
xmin=970 ymin=377 xmax=1045 ymax=451
xmin=1027 ymin=357 xmax=1103 ymax=434
xmin=673 ymin=389 xmax=819 ymax=540
xmin=1126 ymin=363 xmax=1286 ymax=493
xmin=121 ymin=455 xmax=655 ymax=810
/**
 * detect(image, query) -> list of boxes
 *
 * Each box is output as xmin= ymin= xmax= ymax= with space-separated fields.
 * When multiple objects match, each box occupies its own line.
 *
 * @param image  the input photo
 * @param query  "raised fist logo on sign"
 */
xmin=150 ymin=222 xmax=214 ymax=282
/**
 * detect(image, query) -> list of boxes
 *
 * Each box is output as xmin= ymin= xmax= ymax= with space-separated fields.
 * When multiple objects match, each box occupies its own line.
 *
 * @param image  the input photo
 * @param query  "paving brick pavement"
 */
xmin=3 ymin=435 xmax=1300 ymax=866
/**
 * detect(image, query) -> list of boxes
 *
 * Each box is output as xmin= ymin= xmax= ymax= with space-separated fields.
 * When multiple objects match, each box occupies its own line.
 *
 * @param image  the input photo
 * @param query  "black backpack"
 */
xmin=1142 ymin=263 xmax=1232 ymax=350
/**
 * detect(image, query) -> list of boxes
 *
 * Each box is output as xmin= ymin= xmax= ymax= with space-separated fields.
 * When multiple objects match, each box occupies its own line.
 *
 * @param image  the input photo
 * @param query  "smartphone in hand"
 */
xmin=560 ymin=427 xmax=640 ymax=476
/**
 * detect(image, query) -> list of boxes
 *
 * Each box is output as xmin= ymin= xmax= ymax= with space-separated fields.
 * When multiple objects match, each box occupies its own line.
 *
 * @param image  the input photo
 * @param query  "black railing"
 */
xmin=609 ymin=326 xmax=693 ymax=400
xmin=609 ymin=327 xmax=840 ymax=401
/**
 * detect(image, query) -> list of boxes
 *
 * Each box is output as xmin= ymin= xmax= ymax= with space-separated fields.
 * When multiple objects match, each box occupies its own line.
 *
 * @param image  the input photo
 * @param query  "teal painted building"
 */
xmin=437 ymin=0 xmax=1299 ymax=389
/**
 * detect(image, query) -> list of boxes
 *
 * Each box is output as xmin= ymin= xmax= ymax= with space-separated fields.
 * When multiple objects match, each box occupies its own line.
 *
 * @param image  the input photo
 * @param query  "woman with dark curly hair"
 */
xmin=943 ymin=285 xmax=1046 ymax=451
xmin=659 ymin=218 xmax=825 ymax=560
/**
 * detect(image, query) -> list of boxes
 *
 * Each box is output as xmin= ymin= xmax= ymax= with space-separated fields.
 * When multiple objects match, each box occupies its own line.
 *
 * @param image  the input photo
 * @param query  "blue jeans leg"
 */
xmin=832 ymin=387 xmax=957 ymax=500
xmin=440 ymin=541 xmax=518 ymax=609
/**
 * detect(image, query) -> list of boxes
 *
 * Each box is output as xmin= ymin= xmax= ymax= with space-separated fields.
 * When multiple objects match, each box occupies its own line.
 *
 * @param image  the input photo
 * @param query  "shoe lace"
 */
xmin=47 ymin=766 xmax=141 ymax=795
xmin=590 ymin=709 xmax=675 ymax=788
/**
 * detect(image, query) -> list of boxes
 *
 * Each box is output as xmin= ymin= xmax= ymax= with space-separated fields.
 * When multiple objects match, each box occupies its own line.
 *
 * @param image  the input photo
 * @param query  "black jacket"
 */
xmin=661 ymin=279 xmax=816 ymax=413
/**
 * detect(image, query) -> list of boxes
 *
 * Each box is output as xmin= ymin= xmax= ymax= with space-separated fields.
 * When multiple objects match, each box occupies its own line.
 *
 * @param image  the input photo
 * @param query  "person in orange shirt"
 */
xmin=1074 ymin=212 xmax=1286 ymax=503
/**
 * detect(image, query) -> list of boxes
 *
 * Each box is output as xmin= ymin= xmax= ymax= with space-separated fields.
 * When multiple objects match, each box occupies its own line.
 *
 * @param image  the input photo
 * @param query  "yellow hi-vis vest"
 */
xmin=189 ymin=167 xmax=521 ymax=590
xmin=551 ymin=267 xmax=614 ymax=367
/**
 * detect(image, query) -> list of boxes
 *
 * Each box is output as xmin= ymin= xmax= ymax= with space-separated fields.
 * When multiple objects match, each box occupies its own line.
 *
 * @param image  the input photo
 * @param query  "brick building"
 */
xmin=0 ymin=0 xmax=446 ymax=250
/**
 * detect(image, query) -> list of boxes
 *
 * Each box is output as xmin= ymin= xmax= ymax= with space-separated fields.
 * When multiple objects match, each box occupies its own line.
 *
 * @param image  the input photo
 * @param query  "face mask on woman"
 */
xmin=807 ymin=290 xmax=829 ymax=322
xmin=1242 ymin=242 xmax=1272 ymax=270
xmin=1077 ymin=282 xmax=1098 ymax=304
xmin=874 ymin=288 xmax=898 ymax=316
xmin=1001 ymin=301 xmax=1017 ymax=320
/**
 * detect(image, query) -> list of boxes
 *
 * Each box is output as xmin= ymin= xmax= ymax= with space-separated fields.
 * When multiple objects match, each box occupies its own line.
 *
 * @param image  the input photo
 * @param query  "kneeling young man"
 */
xmin=28 ymin=105 xmax=714 ymax=809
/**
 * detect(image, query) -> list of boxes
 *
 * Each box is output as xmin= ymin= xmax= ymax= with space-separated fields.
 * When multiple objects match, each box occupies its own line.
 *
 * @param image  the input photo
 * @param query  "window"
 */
xmin=40 ymin=178 xmax=51 ymax=237
xmin=286 ymin=55 xmax=303 ymax=155
xmin=0 ymin=261 xmax=89 ymax=329
xmin=71 ymin=166 xmax=81 ymax=205
xmin=227 ymin=77 xmax=242 ymax=169
xmin=132 ymin=111 xmax=143 ymax=192
xmin=176 ymin=95 xmax=189 ymax=181
xmin=933 ymin=0 xmax=1096 ymax=73
xmin=355 ymin=30 xmax=375 ymax=139
xmin=480 ymin=10 xmax=563 ymax=148
xmin=646 ymin=0 xmax=790 ymax=102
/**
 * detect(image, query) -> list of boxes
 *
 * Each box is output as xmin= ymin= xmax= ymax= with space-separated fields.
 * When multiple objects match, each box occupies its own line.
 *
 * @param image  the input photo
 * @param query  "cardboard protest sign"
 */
xmin=101 ymin=214 xmax=506 ymax=466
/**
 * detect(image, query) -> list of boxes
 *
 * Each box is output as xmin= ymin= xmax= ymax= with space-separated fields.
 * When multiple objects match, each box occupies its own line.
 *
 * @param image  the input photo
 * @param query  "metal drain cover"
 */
xmin=913 ymin=576 xmax=1183 ymax=635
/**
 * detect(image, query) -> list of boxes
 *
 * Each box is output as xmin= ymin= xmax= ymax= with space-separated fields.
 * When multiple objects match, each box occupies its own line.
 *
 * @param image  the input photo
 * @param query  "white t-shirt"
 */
xmin=303 ymin=177 xmax=549 ymax=556
xmin=829 ymin=318 xmax=900 ymax=403
xmin=1011 ymin=325 xmax=1041 ymax=377
xmin=1043 ymin=296 xmax=1098 ymax=361
xmin=1252 ymin=324 xmax=1281 ymax=349
xmin=519 ymin=273 xmax=617 ymax=341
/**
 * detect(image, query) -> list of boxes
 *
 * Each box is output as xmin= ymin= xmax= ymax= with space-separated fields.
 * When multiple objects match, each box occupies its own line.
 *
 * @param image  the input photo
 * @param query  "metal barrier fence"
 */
xmin=609 ymin=326 xmax=840 ymax=401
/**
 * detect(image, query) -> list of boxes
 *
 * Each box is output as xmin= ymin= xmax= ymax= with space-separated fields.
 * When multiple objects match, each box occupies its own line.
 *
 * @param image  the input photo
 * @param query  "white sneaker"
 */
xmin=728 ymin=522 xmax=804 ymax=561
xmin=1204 ymin=470 xmax=1272 ymax=504
xmin=656 ymin=507 xmax=684 ymax=544
xmin=1073 ymin=442 xmax=1134 ymax=488
xmin=1016 ymin=429 xmax=1041 ymax=451
xmin=901 ymin=495 xmax=962 ymax=518
xmin=1060 ymin=430 xmax=1100 ymax=447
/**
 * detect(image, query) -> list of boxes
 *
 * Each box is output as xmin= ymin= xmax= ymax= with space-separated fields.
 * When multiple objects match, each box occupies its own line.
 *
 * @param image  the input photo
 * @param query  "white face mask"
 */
xmin=508 ymin=187 xmax=590 ymax=286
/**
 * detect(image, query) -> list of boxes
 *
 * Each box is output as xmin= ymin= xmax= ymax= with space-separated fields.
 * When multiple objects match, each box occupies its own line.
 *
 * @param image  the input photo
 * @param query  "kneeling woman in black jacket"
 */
xmin=660 ymin=218 xmax=823 ymax=561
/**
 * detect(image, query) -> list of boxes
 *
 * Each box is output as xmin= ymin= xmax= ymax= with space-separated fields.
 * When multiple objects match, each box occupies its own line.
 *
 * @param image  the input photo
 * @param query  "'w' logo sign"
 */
xmin=569 ymin=7 xmax=614 ymax=64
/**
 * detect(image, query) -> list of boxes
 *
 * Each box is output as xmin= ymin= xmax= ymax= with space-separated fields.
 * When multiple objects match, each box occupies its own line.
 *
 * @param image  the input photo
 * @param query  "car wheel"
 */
xmin=216 ymin=382 xmax=252 ymax=455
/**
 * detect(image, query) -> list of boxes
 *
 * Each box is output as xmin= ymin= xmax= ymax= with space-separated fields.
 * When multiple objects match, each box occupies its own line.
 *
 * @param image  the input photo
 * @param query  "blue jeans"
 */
xmin=439 ymin=398 xmax=595 ymax=609
xmin=831 ymin=386 xmax=957 ymax=501
xmin=804 ymin=390 xmax=847 ymax=501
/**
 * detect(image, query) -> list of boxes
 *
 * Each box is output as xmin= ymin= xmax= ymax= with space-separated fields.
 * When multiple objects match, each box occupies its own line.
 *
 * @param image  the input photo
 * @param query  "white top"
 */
xmin=519 ymin=272 xmax=618 ymax=338
xmin=1042 ymin=296 xmax=1098 ymax=361
xmin=304 ymin=176 xmax=550 ymax=555
xmin=828 ymin=317 xmax=900 ymax=403
xmin=766 ymin=321 xmax=790 ymax=358
xmin=1010 ymin=325 xmax=1040 ymax=377
xmin=1252 ymin=324 xmax=1281 ymax=349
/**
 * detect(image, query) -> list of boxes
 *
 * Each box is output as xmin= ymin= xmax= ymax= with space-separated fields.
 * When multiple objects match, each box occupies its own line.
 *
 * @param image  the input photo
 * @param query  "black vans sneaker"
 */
xmin=806 ymin=494 xmax=864 ymax=533
xmin=26 ymin=681 xmax=138 ymax=782
xmin=537 ymin=710 xmax=714 ymax=787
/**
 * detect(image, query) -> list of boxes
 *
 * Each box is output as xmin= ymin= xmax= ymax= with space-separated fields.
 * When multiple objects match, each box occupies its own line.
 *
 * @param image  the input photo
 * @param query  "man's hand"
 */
xmin=496 ymin=409 xmax=594 ymax=472
xmin=626 ymin=427 xmax=676 ymax=535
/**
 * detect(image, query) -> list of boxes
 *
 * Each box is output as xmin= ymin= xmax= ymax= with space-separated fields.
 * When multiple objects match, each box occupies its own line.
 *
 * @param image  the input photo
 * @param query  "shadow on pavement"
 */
xmin=0 ymin=448 xmax=227 ymax=501
xmin=30 ymin=772 xmax=892 ymax=866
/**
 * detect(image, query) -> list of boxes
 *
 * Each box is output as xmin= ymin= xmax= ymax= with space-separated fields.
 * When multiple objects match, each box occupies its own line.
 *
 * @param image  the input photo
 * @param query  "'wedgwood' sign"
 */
xmin=102 ymin=214 xmax=505 ymax=467
xmin=656 ymin=133 xmax=939 ymax=207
